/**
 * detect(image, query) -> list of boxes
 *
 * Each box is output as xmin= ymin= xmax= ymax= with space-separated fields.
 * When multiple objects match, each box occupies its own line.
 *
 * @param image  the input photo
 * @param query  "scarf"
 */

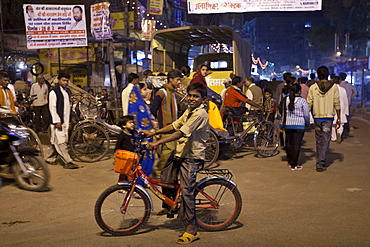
xmin=162 ymin=83 xmax=177 ymax=124
xmin=0 ymin=86 xmax=16 ymax=112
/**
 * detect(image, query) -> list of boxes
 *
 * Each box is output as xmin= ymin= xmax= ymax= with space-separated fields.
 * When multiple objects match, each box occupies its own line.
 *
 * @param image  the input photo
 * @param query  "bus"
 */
xmin=151 ymin=26 xmax=252 ymax=94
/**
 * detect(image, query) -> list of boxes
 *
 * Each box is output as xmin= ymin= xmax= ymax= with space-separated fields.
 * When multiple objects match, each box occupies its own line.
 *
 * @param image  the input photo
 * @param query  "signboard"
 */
xmin=91 ymin=2 xmax=113 ymax=40
xmin=188 ymin=0 xmax=322 ymax=14
xmin=149 ymin=0 xmax=164 ymax=15
xmin=23 ymin=4 xmax=87 ymax=49
xmin=141 ymin=20 xmax=156 ymax=41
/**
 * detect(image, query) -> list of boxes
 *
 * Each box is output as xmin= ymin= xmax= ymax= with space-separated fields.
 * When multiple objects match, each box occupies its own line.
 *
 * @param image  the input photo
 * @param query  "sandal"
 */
xmin=176 ymin=232 xmax=200 ymax=245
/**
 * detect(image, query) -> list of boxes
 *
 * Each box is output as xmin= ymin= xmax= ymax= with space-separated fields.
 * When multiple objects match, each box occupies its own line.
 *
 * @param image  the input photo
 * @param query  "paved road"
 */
xmin=1 ymin=115 xmax=370 ymax=247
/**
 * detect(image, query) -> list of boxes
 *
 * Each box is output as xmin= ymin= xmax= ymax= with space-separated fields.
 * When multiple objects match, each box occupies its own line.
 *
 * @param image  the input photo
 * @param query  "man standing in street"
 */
xmin=30 ymin=74 xmax=50 ymax=134
xmin=45 ymin=72 xmax=79 ymax=169
xmin=121 ymin=73 xmax=140 ymax=115
xmin=0 ymin=71 xmax=16 ymax=113
xmin=150 ymin=69 xmax=182 ymax=180
xmin=243 ymin=76 xmax=263 ymax=111
xmin=307 ymin=66 xmax=340 ymax=172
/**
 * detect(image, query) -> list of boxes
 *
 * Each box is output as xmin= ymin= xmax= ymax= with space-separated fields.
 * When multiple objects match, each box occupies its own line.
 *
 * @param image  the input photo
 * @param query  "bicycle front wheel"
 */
xmin=24 ymin=128 xmax=44 ymax=158
xmin=254 ymin=121 xmax=279 ymax=157
xmin=94 ymin=184 xmax=151 ymax=236
xmin=195 ymin=179 xmax=242 ymax=231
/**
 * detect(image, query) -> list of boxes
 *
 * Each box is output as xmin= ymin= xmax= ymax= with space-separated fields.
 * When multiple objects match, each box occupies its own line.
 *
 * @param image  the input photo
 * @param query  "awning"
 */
xmin=152 ymin=26 xmax=235 ymax=47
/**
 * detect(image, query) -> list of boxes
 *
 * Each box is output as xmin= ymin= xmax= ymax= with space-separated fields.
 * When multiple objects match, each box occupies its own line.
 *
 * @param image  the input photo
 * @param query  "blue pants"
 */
xmin=314 ymin=120 xmax=333 ymax=168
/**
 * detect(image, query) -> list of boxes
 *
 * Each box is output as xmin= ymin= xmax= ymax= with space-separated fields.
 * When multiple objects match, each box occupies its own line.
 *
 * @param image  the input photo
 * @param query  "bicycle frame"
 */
xmin=118 ymin=165 xmax=224 ymax=214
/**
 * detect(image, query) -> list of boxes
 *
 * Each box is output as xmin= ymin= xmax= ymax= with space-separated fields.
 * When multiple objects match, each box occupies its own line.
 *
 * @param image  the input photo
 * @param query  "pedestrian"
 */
xmin=307 ymin=73 xmax=316 ymax=87
xmin=189 ymin=64 xmax=208 ymax=86
xmin=150 ymin=69 xmax=182 ymax=180
xmin=30 ymin=74 xmax=50 ymax=134
xmin=144 ymin=83 xmax=209 ymax=244
xmin=115 ymin=115 xmax=136 ymax=181
xmin=263 ymin=88 xmax=276 ymax=122
xmin=276 ymin=72 xmax=292 ymax=103
xmin=0 ymin=71 xmax=17 ymax=113
xmin=121 ymin=74 xmax=156 ymax=183
xmin=180 ymin=65 xmax=191 ymax=89
xmin=298 ymin=77 xmax=309 ymax=100
xmin=45 ymin=72 xmax=79 ymax=169
xmin=331 ymin=76 xmax=348 ymax=143
xmin=339 ymin=72 xmax=357 ymax=138
xmin=277 ymin=76 xmax=297 ymax=149
xmin=280 ymin=84 xmax=310 ymax=170
xmin=307 ymin=66 xmax=340 ymax=172
xmin=219 ymin=78 xmax=232 ymax=102
xmin=244 ymin=76 xmax=263 ymax=111
xmin=121 ymin=73 xmax=140 ymax=115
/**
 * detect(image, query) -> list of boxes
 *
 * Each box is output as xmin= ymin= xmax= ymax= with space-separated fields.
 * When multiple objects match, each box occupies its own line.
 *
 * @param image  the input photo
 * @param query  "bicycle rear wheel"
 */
xmin=205 ymin=130 xmax=219 ymax=167
xmin=94 ymin=184 xmax=151 ymax=236
xmin=195 ymin=179 xmax=242 ymax=231
xmin=254 ymin=121 xmax=279 ymax=157
xmin=70 ymin=123 xmax=110 ymax=162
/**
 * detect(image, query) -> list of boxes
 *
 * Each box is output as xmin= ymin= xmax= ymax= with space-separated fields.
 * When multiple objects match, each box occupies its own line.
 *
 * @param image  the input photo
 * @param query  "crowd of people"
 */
xmin=0 ymin=65 xmax=359 ymax=244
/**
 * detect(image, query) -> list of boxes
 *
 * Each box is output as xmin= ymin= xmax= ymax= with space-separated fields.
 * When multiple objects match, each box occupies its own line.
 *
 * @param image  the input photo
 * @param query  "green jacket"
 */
xmin=307 ymin=80 xmax=340 ymax=119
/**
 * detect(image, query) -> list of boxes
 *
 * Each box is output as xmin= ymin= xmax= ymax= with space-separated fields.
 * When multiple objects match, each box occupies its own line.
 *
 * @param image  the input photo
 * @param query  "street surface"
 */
xmin=1 ymin=114 xmax=370 ymax=247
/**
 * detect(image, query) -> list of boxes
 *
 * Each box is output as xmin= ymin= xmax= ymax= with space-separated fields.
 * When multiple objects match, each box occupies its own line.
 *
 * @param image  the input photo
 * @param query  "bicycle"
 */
xmin=94 ymin=134 xmax=242 ymax=236
xmin=205 ymin=108 xmax=280 ymax=164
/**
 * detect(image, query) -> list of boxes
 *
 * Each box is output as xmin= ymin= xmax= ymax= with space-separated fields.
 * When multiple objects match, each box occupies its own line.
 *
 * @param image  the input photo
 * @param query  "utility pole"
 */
xmin=0 ymin=0 xmax=5 ymax=69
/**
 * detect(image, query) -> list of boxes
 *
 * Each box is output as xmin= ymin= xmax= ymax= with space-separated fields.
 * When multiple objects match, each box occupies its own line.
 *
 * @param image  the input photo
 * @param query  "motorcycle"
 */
xmin=0 ymin=106 xmax=50 ymax=191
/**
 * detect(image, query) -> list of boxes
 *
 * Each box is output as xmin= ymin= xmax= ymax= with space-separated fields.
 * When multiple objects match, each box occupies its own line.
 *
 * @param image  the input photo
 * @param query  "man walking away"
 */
xmin=307 ymin=66 xmax=340 ymax=172
xmin=339 ymin=73 xmax=357 ymax=138
xmin=30 ymin=74 xmax=50 ymax=133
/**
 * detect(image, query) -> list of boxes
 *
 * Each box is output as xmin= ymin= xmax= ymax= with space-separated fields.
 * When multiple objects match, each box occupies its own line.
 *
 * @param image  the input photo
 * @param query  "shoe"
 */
xmin=316 ymin=167 xmax=326 ymax=172
xmin=290 ymin=166 xmax=303 ymax=171
xmin=176 ymin=232 xmax=200 ymax=245
xmin=336 ymin=133 xmax=341 ymax=143
xmin=64 ymin=162 xmax=79 ymax=169
xmin=46 ymin=161 xmax=57 ymax=165
xmin=157 ymin=208 xmax=169 ymax=216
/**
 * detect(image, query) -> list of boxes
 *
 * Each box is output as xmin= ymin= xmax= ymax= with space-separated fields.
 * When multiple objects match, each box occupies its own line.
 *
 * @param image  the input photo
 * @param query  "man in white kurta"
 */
xmin=121 ymin=73 xmax=139 ymax=115
xmin=45 ymin=73 xmax=79 ymax=169
xmin=332 ymin=77 xmax=349 ymax=143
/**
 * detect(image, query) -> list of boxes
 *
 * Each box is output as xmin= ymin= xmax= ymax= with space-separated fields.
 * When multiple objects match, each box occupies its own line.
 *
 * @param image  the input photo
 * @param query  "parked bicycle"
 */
xmin=205 ymin=108 xmax=280 ymax=165
xmin=68 ymin=85 xmax=121 ymax=163
xmin=94 ymin=134 xmax=242 ymax=236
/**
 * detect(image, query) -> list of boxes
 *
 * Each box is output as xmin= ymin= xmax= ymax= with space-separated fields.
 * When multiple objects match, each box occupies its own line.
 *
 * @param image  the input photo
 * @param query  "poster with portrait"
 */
xmin=187 ymin=0 xmax=322 ymax=14
xmin=23 ymin=4 xmax=87 ymax=49
xmin=90 ymin=2 xmax=113 ymax=40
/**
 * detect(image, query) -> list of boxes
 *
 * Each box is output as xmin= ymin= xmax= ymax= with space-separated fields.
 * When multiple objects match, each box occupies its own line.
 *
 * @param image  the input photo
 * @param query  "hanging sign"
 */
xmin=141 ymin=20 xmax=156 ymax=41
xmin=188 ymin=0 xmax=322 ymax=14
xmin=91 ymin=2 xmax=113 ymax=40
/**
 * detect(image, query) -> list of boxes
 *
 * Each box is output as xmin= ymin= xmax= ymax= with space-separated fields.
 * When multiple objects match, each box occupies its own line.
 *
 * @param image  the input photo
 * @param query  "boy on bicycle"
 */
xmin=144 ymin=83 xmax=209 ymax=244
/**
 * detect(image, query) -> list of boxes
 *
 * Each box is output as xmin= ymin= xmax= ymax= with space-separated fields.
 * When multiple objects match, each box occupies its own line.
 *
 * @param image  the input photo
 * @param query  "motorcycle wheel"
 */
xmin=11 ymin=154 xmax=50 ymax=192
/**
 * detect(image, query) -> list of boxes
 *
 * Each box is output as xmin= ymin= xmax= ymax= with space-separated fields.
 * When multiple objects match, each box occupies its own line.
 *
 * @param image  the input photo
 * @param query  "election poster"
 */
xmin=23 ymin=4 xmax=87 ymax=49
xmin=91 ymin=2 xmax=113 ymax=40
xmin=187 ymin=0 xmax=322 ymax=14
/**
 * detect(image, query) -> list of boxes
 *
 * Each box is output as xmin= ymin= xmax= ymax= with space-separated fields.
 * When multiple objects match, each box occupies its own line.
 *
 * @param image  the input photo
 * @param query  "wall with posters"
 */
xmin=38 ymin=45 xmax=97 ymax=87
